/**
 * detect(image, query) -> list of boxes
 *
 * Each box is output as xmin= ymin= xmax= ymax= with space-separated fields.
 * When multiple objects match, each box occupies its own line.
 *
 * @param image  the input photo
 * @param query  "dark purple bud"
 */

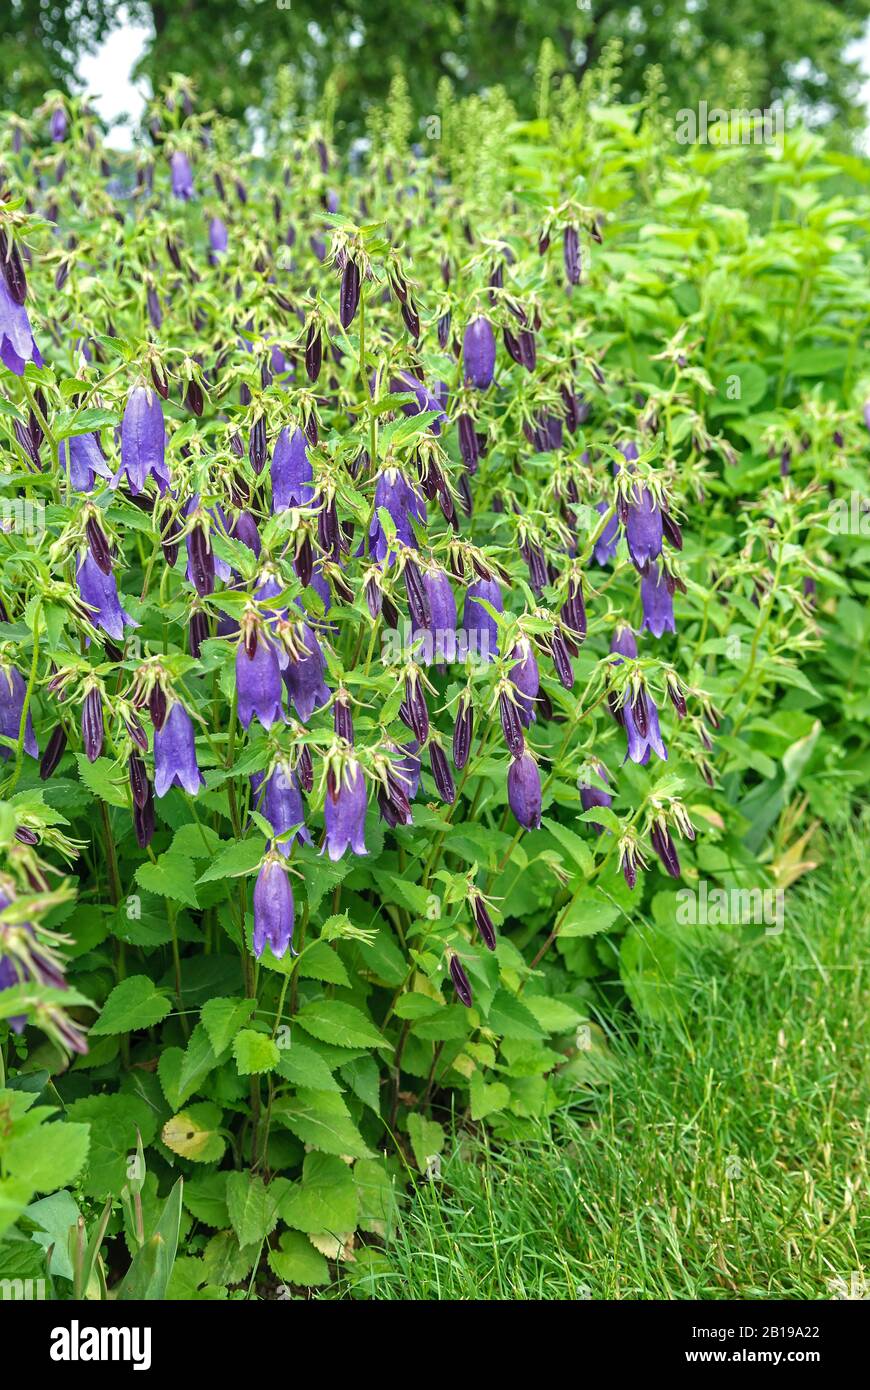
xmin=39 ymin=724 xmax=67 ymax=780
xmin=403 ymin=675 xmax=430 ymax=742
xmin=449 ymin=955 xmax=473 ymax=1008
xmin=124 ymin=710 xmax=149 ymax=752
xmin=82 ymin=687 xmax=104 ymax=762
xmin=453 ymin=696 xmax=473 ymax=770
xmin=85 ymin=514 xmax=112 ymax=575
xmin=129 ymin=752 xmax=149 ymax=809
xmin=563 ymin=225 xmax=581 ymax=285
xmin=185 ymin=380 xmax=204 ymax=417
xmin=499 ymin=691 xmax=525 ymax=757
xmin=305 ymin=322 xmax=322 ymax=382
xmin=551 ymin=630 xmax=574 ymax=690
xmin=437 ymin=311 xmax=451 ymax=349
xmin=650 ymin=822 xmax=681 ymax=878
xmin=148 ymin=684 xmax=168 ymax=732
xmin=430 ymin=742 xmax=455 ymax=803
xmin=471 ymin=897 xmax=496 ymax=951
xmin=340 ymin=258 xmax=361 ymax=328
xmin=668 ymin=679 xmax=687 ymax=719
xmin=296 ymin=744 xmax=314 ymax=793
xmin=133 ymin=783 xmax=155 ymax=849
xmin=249 ymin=417 xmax=268 ymax=475
xmin=404 ymin=560 xmax=431 ymax=629
xmin=457 ymin=413 xmax=480 ymax=472
xmin=334 ymin=693 xmax=354 ymax=745
xmin=401 ymin=299 xmax=421 ymax=339
xmin=507 ymin=752 xmax=542 ymax=830
xmin=187 ymin=524 xmax=215 ymax=597
xmin=150 ymin=361 xmax=170 ymax=400
xmin=661 ymin=510 xmax=683 ymax=550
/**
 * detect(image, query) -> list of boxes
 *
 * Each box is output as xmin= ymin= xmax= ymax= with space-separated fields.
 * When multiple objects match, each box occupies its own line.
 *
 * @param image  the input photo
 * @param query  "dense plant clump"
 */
xmin=0 ymin=70 xmax=867 ymax=1296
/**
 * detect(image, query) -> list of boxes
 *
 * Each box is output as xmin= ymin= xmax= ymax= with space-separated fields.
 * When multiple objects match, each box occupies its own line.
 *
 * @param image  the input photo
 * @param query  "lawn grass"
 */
xmin=334 ymin=816 xmax=869 ymax=1299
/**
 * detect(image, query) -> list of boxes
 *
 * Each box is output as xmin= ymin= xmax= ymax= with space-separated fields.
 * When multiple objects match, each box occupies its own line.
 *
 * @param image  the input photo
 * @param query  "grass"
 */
xmin=333 ymin=817 xmax=869 ymax=1299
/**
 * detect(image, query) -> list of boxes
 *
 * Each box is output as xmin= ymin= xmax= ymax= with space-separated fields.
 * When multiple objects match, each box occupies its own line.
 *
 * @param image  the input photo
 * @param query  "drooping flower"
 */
xmin=507 ymin=751 xmax=542 ymax=830
xmin=261 ymin=763 xmax=312 ymax=854
xmin=282 ymin=623 xmax=330 ymax=722
xmin=391 ymin=371 xmax=446 ymax=435
xmin=622 ymin=687 xmax=668 ymax=765
xmin=323 ymin=758 xmax=368 ymax=860
xmin=563 ymin=225 xmax=581 ymax=285
xmin=0 ymin=665 xmax=38 ymax=759
xmin=76 ymin=551 xmax=138 ymax=642
xmin=153 ymin=700 xmax=204 ymax=797
xmin=81 ymin=685 xmax=104 ymax=762
xmin=650 ymin=821 xmax=681 ymax=878
xmin=640 ymin=564 xmax=676 ymax=638
xmin=253 ymin=857 xmax=295 ymax=959
xmin=462 ymin=577 xmax=503 ymax=663
xmin=209 ymin=216 xmax=228 ymax=261
xmin=116 ymin=386 xmax=169 ymax=494
xmin=58 ymin=432 xmax=112 ymax=492
xmin=463 ymin=316 xmax=496 ymax=389
xmin=368 ymin=468 xmax=426 ymax=564
xmin=453 ymin=694 xmax=473 ymax=769
xmin=449 ymin=953 xmax=474 ymax=1007
xmin=509 ymin=638 xmax=539 ymax=726
xmin=579 ymin=760 xmax=612 ymax=834
xmin=0 ymin=273 xmax=42 ymax=376
xmin=236 ymin=631 xmax=284 ymax=731
xmin=624 ymin=485 xmax=663 ymax=574
xmin=50 ymin=106 xmax=67 ymax=142
xmin=170 ymin=150 xmax=195 ymax=200
xmin=593 ymin=501 xmax=620 ymax=566
xmin=271 ymin=427 xmax=314 ymax=511
xmin=416 ymin=567 xmax=456 ymax=664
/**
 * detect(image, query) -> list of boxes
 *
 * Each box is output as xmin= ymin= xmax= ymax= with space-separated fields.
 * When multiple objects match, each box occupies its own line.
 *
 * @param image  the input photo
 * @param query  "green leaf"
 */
xmin=3 ymin=1120 xmax=90 ymax=1194
xmin=542 ymin=816 xmax=595 ymax=878
xmin=90 ymin=976 xmax=172 ymax=1036
xmin=486 ymin=989 xmax=545 ymax=1041
xmin=279 ymin=1153 xmax=359 ymax=1234
xmin=225 ymin=1171 xmax=284 ymax=1247
xmin=268 ymin=1230 xmax=329 ymax=1288
xmin=197 ymin=837 xmax=266 ymax=884
xmin=273 ymin=1089 xmax=374 ymax=1159
xmin=66 ymin=1094 xmax=158 ymax=1197
xmin=233 ymin=1029 xmax=280 ymax=1075
xmin=75 ymin=754 xmax=128 ymax=808
xmin=298 ymin=940 xmax=351 ymax=987
xmin=158 ymin=1023 xmax=220 ymax=1109
xmin=162 ymin=1104 xmax=226 ymax=1164
xmin=183 ymin=1172 xmax=230 ymax=1229
xmin=170 ymin=824 xmax=223 ymax=858
xmin=294 ymin=1000 xmax=391 ymax=1051
xmin=354 ymin=1159 xmax=396 ymax=1237
xmin=406 ymin=1114 xmax=445 ymax=1173
xmin=136 ymin=853 xmax=200 ymax=909
xmin=339 ymin=1056 xmax=381 ymax=1114
xmin=201 ymin=996 xmax=257 ymax=1054
xmin=275 ymin=1041 xmax=342 ymax=1093
xmin=559 ymin=892 xmax=622 ymax=938
xmin=470 ymin=1072 xmax=511 ymax=1121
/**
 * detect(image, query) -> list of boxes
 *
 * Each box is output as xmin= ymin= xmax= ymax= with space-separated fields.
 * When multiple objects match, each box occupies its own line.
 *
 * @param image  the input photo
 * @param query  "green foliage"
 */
xmin=0 ymin=65 xmax=867 ymax=1303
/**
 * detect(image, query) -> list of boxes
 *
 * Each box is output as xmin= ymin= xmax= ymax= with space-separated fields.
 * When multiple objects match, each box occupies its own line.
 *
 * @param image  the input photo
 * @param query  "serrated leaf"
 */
xmin=297 ymin=940 xmax=351 ymax=987
xmin=486 ymin=989 xmax=545 ymax=1040
xmin=225 ymin=1171 xmax=283 ymax=1247
xmin=136 ymin=852 xmax=200 ymax=909
xmin=279 ymin=1153 xmax=359 ymax=1234
xmin=197 ymin=837 xmax=266 ymax=884
xmin=90 ymin=976 xmax=171 ymax=1035
xmin=233 ymin=1029 xmax=280 ymax=1075
xmin=74 ymin=754 xmax=128 ymax=808
xmin=542 ymin=816 xmax=595 ymax=878
xmin=294 ymin=1000 xmax=390 ymax=1051
xmin=273 ymin=1089 xmax=374 ymax=1159
xmin=201 ymin=996 xmax=257 ymax=1054
xmin=183 ymin=1172 xmax=230 ymax=1229
xmin=275 ymin=1041 xmax=342 ymax=1092
xmin=268 ymin=1230 xmax=329 ymax=1288
xmin=469 ymin=1072 xmax=511 ymax=1121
